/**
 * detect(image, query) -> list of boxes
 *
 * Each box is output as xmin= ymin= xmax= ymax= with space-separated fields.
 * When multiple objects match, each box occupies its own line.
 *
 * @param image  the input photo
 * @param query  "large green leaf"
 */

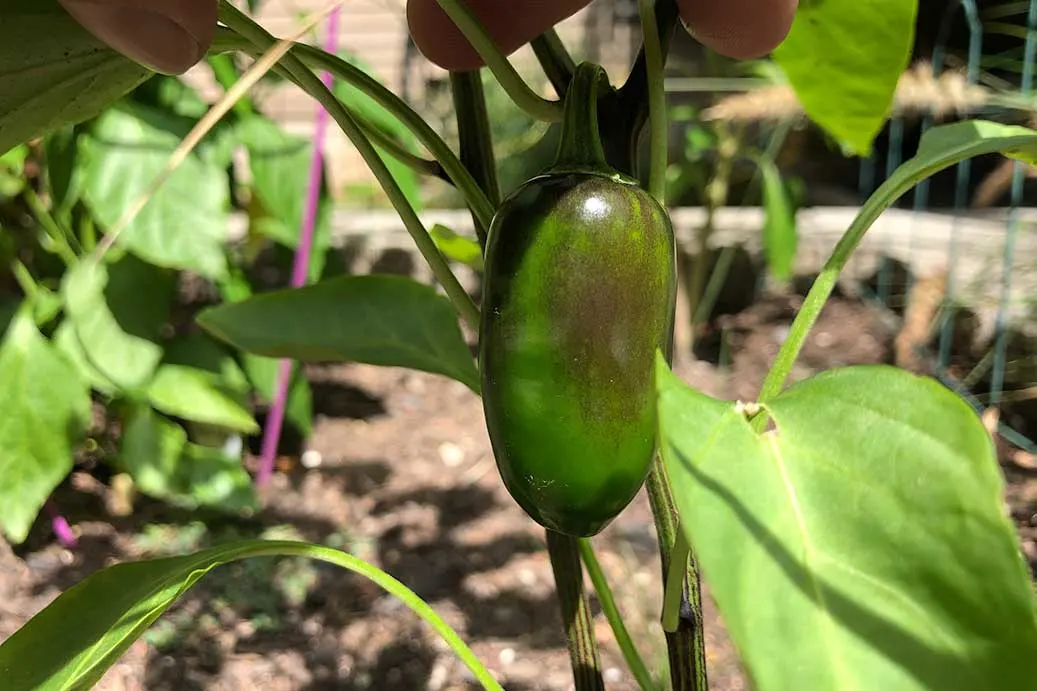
xmin=773 ymin=0 xmax=918 ymax=155
xmin=62 ymin=255 xmax=173 ymax=393
xmin=0 ymin=539 xmax=501 ymax=691
xmin=657 ymin=361 xmax=1037 ymax=690
xmin=79 ymin=104 xmax=230 ymax=279
xmin=0 ymin=308 xmax=91 ymax=544
xmin=198 ymin=274 xmax=479 ymax=392
xmin=0 ymin=0 xmax=151 ymax=156
xmin=119 ymin=407 xmax=255 ymax=511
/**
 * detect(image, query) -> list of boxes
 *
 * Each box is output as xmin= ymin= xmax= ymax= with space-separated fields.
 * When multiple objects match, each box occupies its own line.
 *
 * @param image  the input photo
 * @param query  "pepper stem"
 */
xmin=546 ymin=529 xmax=606 ymax=691
xmin=552 ymin=62 xmax=612 ymax=173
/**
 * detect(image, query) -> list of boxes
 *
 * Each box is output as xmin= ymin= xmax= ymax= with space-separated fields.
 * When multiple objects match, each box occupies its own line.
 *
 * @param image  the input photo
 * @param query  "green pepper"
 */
xmin=480 ymin=63 xmax=677 ymax=537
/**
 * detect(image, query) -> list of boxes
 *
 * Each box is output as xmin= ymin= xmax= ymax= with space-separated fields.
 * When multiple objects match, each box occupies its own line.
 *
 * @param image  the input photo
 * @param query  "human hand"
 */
xmin=57 ymin=0 xmax=797 ymax=77
xmin=408 ymin=0 xmax=800 ymax=71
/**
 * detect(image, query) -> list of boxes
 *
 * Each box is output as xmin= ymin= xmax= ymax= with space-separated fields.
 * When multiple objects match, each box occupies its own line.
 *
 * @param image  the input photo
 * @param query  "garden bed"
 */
xmin=4 ymin=284 xmax=1035 ymax=690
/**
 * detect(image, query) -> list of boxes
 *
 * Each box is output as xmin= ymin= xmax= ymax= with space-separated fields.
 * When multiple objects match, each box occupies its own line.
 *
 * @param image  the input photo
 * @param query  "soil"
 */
xmin=2 ymin=290 xmax=1035 ymax=691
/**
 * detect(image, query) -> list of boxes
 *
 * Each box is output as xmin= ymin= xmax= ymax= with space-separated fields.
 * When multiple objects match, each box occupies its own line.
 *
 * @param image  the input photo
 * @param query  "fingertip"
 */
xmin=679 ymin=0 xmax=798 ymax=60
xmin=59 ymin=0 xmax=217 ymax=75
xmin=406 ymin=0 xmax=591 ymax=72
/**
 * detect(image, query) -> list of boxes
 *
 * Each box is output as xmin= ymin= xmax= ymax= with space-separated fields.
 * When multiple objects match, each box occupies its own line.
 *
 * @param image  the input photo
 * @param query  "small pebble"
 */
xmin=301 ymin=449 xmax=323 ymax=469
xmin=604 ymin=667 xmax=623 ymax=683
xmin=498 ymin=647 xmax=516 ymax=665
xmin=814 ymin=331 xmax=834 ymax=348
xmin=438 ymin=441 xmax=466 ymax=467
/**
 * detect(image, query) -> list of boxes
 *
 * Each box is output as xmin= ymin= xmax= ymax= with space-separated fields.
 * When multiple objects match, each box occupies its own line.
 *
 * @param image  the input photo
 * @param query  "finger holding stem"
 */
xmin=433 ymin=0 xmax=563 ymax=122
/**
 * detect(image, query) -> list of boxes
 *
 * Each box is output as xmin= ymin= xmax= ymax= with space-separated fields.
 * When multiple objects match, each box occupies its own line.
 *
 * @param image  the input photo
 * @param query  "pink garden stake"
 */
xmin=256 ymin=9 xmax=341 ymax=487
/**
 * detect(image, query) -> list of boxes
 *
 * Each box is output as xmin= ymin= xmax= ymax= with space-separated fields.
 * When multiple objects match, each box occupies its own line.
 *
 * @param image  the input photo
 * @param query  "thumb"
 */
xmin=58 ymin=0 xmax=218 ymax=75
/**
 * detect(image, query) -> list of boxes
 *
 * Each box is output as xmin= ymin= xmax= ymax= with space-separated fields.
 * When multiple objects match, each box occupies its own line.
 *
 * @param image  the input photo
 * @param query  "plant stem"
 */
xmin=546 ymin=530 xmax=605 ymax=691
xmin=450 ymin=70 xmax=500 ymax=247
xmin=219 ymin=4 xmax=480 ymax=330
xmin=254 ymin=6 xmax=339 ymax=490
xmin=531 ymin=28 xmax=576 ymax=97
xmin=552 ymin=63 xmax=611 ymax=172
xmin=213 ymin=29 xmax=494 ymax=229
xmin=608 ymin=0 xmax=679 ymax=174
xmin=578 ymin=538 xmax=655 ymax=690
xmin=639 ymin=0 xmax=667 ymax=203
xmin=207 ymin=53 xmax=256 ymax=116
xmin=661 ymin=529 xmax=690 ymax=633
xmin=267 ymin=61 xmax=447 ymax=181
xmin=635 ymin=2 xmax=707 ymax=688
xmin=10 ymin=259 xmax=38 ymax=299
xmin=688 ymin=124 xmax=739 ymax=350
xmin=645 ymin=461 xmax=708 ymax=691
xmin=433 ymin=0 xmax=563 ymax=122
xmin=23 ymin=187 xmax=78 ymax=265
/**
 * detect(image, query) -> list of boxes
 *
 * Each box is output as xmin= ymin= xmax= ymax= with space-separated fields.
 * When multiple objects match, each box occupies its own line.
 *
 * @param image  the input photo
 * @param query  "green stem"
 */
xmin=661 ymin=530 xmax=690 ymax=633
xmin=546 ymin=530 xmax=605 ymax=691
xmin=10 ymin=259 xmax=38 ymax=298
xmin=433 ymin=0 xmax=563 ymax=122
xmin=531 ymin=28 xmax=576 ymax=97
xmin=450 ymin=70 xmax=500 ymax=247
xmin=23 ymin=187 xmax=78 ymax=265
xmin=268 ymin=61 xmax=447 ymax=181
xmin=578 ymin=538 xmax=655 ymax=690
xmin=688 ymin=125 xmax=739 ymax=349
xmin=645 ymin=461 xmax=708 ymax=691
xmin=639 ymin=0 xmax=667 ymax=203
xmin=213 ymin=28 xmax=494 ymax=229
xmin=207 ymin=53 xmax=256 ymax=116
xmin=219 ymin=3 xmax=480 ymax=330
xmin=79 ymin=211 xmax=97 ymax=253
xmin=552 ymin=62 xmax=611 ymax=172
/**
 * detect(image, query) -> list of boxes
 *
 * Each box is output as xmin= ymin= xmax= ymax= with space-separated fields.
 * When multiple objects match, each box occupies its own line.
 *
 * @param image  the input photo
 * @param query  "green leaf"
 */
xmin=759 ymin=160 xmax=797 ymax=280
xmin=178 ymin=442 xmax=256 ymax=509
xmin=238 ymin=115 xmax=331 ymax=280
xmin=0 ymin=144 xmax=28 ymax=197
xmin=772 ymin=0 xmax=918 ymax=155
xmin=146 ymin=364 xmax=259 ymax=434
xmin=119 ymin=407 xmax=255 ymax=510
xmin=198 ymin=274 xmax=478 ymax=392
xmin=0 ymin=0 xmax=151 ymax=157
xmin=44 ymin=127 xmax=80 ymax=213
xmin=62 ymin=255 xmax=173 ymax=392
xmin=52 ymin=322 xmax=117 ymax=396
xmin=79 ymin=104 xmax=231 ymax=278
xmin=657 ymin=361 xmax=1037 ymax=690
xmin=217 ymin=270 xmax=314 ymax=437
xmin=0 ymin=308 xmax=91 ymax=544
xmin=243 ymin=355 xmax=314 ymax=438
xmin=119 ymin=406 xmax=188 ymax=495
xmin=0 ymin=539 xmax=501 ymax=691
xmin=430 ymin=224 xmax=484 ymax=271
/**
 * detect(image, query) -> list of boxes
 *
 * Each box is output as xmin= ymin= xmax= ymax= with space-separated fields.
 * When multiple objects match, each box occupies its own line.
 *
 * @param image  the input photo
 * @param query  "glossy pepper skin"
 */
xmin=480 ymin=170 xmax=677 ymax=537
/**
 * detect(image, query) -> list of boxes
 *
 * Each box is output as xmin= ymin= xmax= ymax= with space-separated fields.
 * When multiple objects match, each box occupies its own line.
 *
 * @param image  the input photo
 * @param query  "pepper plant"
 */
xmin=3 ymin=0 xmax=1037 ymax=690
